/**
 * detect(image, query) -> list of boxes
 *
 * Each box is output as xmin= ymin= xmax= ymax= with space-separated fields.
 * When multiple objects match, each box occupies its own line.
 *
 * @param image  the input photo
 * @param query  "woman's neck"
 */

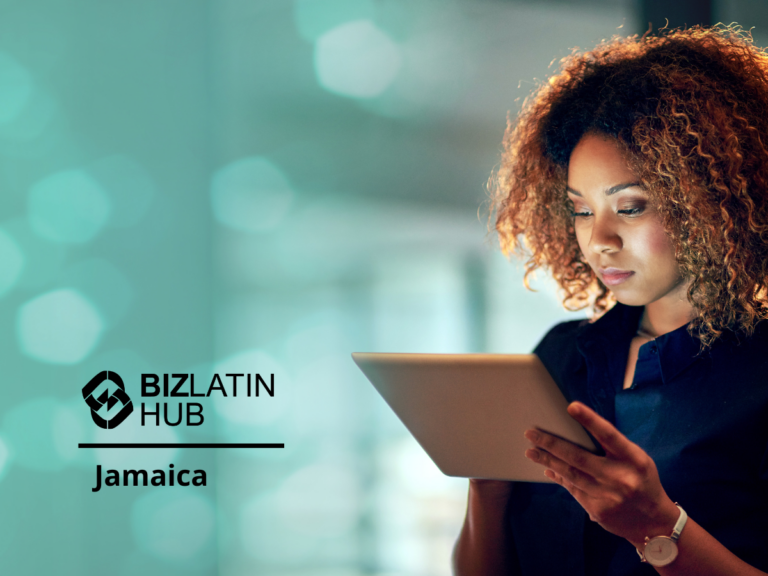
xmin=639 ymin=293 xmax=696 ymax=338
xmin=635 ymin=277 xmax=696 ymax=338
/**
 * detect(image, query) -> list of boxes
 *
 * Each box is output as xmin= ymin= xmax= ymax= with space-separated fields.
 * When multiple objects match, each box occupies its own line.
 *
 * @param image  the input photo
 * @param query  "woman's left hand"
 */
xmin=524 ymin=401 xmax=680 ymax=547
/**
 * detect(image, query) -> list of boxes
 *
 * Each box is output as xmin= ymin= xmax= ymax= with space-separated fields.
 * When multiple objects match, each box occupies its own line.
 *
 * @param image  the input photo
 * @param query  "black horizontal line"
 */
xmin=78 ymin=443 xmax=284 ymax=449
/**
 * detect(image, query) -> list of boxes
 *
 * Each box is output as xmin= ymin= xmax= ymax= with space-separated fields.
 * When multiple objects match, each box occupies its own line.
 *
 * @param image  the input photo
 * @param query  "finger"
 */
xmin=567 ymin=402 xmax=645 ymax=462
xmin=544 ymin=468 xmax=573 ymax=491
xmin=544 ymin=468 xmax=566 ymax=486
xmin=544 ymin=468 xmax=573 ymax=488
xmin=524 ymin=428 xmax=603 ymax=480
xmin=525 ymin=447 xmax=600 ymax=493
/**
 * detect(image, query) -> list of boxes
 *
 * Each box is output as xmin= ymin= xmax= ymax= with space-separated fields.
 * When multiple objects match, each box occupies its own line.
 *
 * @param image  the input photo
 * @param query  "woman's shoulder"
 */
xmin=709 ymin=318 xmax=768 ymax=365
xmin=533 ymin=318 xmax=589 ymax=387
xmin=536 ymin=317 xmax=589 ymax=345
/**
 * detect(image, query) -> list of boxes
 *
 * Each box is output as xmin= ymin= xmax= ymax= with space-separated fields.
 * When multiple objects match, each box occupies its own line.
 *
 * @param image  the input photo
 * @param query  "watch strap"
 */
xmin=670 ymin=504 xmax=687 ymax=542
xmin=636 ymin=503 xmax=687 ymax=563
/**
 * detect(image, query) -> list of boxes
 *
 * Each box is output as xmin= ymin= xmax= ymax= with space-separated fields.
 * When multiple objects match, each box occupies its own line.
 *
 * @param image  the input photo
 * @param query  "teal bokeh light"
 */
xmin=314 ymin=20 xmax=401 ymax=98
xmin=17 ymin=288 xmax=104 ymax=364
xmin=28 ymin=169 xmax=111 ymax=244
xmin=210 ymin=157 xmax=294 ymax=233
xmin=0 ymin=51 xmax=32 ymax=125
xmin=0 ymin=435 xmax=9 ymax=480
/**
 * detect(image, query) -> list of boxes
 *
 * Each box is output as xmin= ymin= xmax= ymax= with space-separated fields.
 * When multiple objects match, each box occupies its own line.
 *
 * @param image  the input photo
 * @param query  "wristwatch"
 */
xmin=636 ymin=504 xmax=688 ymax=567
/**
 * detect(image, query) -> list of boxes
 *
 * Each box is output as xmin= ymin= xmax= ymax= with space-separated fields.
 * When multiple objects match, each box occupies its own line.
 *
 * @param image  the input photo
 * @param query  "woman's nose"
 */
xmin=588 ymin=217 xmax=622 ymax=254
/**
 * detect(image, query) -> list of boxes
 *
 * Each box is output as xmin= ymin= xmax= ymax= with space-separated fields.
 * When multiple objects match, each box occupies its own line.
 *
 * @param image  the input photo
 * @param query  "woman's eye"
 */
xmin=618 ymin=206 xmax=644 ymax=216
xmin=570 ymin=210 xmax=592 ymax=218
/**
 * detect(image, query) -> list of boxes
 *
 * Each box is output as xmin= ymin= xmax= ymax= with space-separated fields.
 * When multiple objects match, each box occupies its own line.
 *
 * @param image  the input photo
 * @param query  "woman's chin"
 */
xmin=610 ymin=290 xmax=648 ymax=308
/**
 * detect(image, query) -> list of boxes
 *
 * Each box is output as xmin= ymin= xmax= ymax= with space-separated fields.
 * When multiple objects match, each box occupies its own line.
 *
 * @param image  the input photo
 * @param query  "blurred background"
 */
xmin=0 ymin=1 xmax=764 ymax=575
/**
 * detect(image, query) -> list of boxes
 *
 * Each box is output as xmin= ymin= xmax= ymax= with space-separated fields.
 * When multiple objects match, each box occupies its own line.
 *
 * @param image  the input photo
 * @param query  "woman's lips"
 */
xmin=600 ymin=268 xmax=634 ymax=286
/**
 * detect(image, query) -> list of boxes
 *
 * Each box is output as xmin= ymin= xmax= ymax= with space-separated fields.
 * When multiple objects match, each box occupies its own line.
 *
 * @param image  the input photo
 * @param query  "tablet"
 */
xmin=352 ymin=353 xmax=597 ymax=483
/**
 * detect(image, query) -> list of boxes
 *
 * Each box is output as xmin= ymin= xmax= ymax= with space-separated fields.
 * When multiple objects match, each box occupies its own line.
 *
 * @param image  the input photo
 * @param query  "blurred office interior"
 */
xmin=0 ymin=0 xmax=763 ymax=574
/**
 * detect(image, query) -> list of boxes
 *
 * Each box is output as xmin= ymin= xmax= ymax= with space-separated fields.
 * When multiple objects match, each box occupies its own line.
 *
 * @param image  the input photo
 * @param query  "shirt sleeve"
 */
xmin=532 ymin=319 xmax=585 ymax=396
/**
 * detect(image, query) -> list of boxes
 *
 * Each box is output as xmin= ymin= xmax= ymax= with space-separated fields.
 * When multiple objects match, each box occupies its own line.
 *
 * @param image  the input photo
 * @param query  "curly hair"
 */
xmin=493 ymin=24 xmax=768 ymax=349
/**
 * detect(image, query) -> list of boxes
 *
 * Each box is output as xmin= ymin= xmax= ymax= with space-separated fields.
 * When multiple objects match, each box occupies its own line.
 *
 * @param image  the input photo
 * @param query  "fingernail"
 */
xmin=569 ymin=403 xmax=581 ymax=415
xmin=526 ymin=448 xmax=539 ymax=461
xmin=525 ymin=430 xmax=539 ymax=442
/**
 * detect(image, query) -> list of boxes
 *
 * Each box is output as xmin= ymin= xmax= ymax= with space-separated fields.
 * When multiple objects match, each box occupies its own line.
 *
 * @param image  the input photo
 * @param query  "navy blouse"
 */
xmin=508 ymin=302 xmax=768 ymax=575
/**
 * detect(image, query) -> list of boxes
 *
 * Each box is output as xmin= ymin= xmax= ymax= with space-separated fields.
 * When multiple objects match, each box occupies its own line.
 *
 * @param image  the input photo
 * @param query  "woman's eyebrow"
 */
xmin=566 ymin=182 xmax=643 ymax=197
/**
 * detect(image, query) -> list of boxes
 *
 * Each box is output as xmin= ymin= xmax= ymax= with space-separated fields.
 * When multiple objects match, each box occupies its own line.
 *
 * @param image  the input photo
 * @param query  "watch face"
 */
xmin=645 ymin=536 xmax=678 ymax=566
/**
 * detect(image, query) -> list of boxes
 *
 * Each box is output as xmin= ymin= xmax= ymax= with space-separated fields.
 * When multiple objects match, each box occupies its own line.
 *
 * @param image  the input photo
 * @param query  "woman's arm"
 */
xmin=524 ymin=402 xmax=767 ymax=576
xmin=652 ymin=517 xmax=766 ymax=576
xmin=452 ymin=479 xmax=519 ymax=576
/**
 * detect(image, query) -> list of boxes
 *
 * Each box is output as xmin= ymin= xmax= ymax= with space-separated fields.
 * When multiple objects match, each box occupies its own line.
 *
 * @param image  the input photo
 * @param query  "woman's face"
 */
xmin=566 ymin=133 xmax=687 ymax=308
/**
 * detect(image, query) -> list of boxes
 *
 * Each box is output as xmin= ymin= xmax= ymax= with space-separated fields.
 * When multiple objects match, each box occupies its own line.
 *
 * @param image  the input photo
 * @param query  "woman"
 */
xmin=453 ymin=26 xmax=768 ymax=575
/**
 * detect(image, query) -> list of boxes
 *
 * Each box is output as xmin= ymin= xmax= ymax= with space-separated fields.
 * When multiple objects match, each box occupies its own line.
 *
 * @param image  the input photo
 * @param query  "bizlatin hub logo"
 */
xmin=82 ymin=371 xmax=134 ymax=429
xmin=79 ymin=369 xmax=284 ymax=493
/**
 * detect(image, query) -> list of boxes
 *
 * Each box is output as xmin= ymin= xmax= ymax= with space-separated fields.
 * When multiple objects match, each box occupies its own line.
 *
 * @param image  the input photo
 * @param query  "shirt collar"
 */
xmin=576 ymin=302 xmax=703 ymax=387
xmin=652 ymin=318 xmax=704 ymax=384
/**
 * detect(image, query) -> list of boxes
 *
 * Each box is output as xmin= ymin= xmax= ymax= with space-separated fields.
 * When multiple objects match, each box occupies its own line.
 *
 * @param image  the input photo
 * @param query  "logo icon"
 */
xmin=83 ymin=371 xmax=134 ymax=429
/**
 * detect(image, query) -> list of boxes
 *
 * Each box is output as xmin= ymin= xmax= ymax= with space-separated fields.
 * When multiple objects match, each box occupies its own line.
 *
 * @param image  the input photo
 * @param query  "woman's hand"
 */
xmin=523 ymin=401 xmax=680 ymax=548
